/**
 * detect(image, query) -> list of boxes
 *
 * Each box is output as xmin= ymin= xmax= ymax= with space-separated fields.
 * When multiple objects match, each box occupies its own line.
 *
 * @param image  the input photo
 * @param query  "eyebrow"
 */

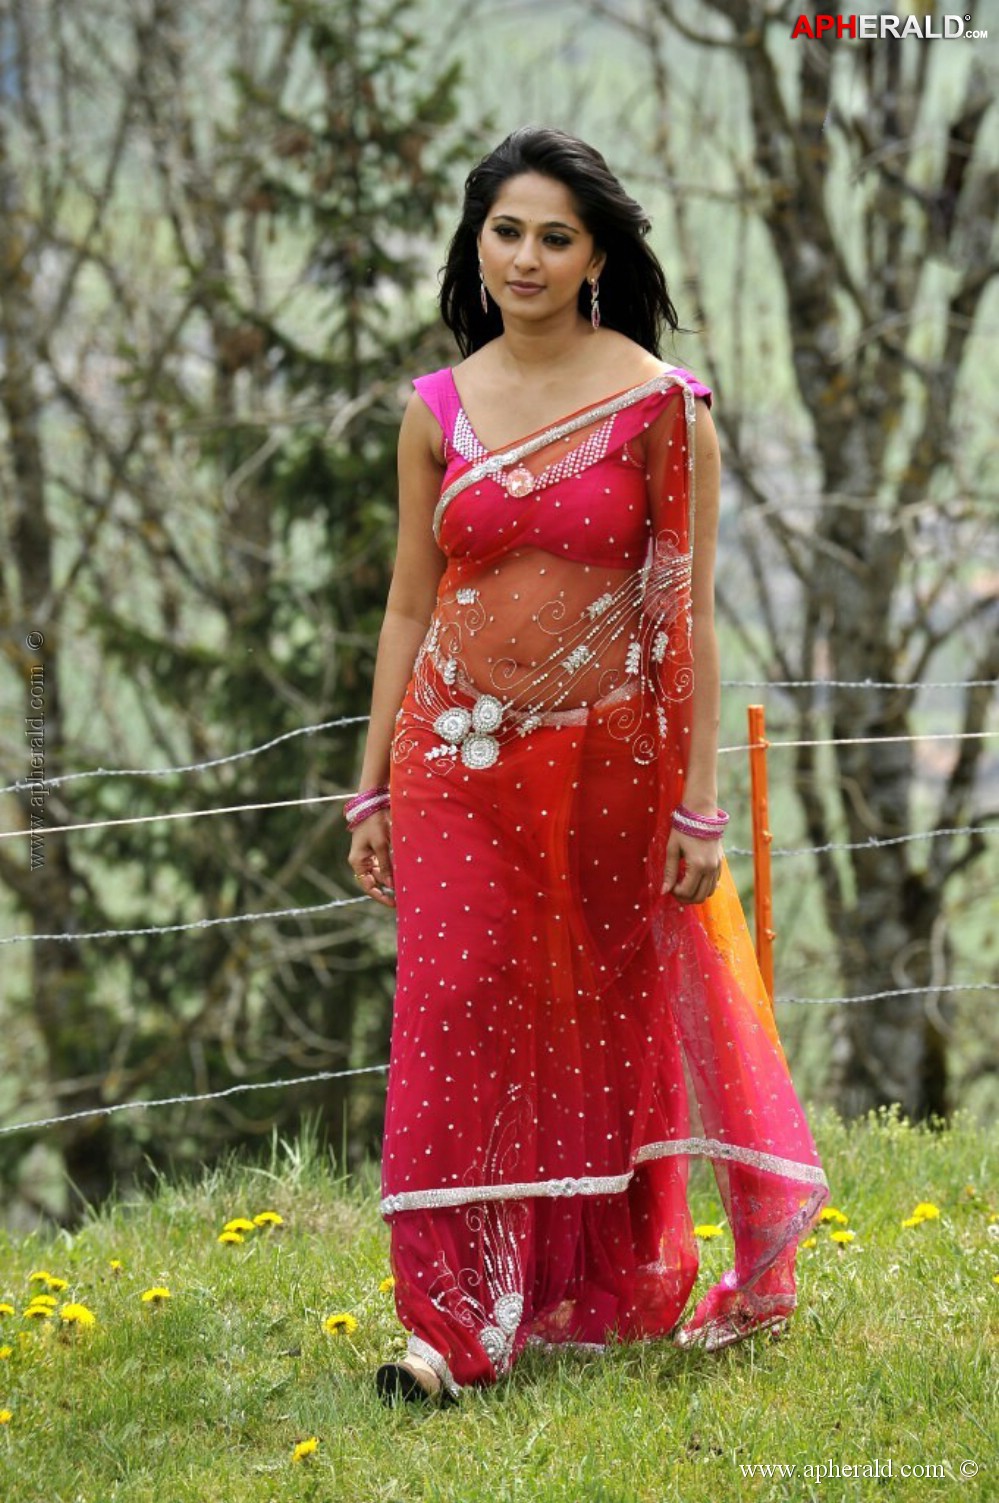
xmin=489 ymin=213 xmax=581 ymax=233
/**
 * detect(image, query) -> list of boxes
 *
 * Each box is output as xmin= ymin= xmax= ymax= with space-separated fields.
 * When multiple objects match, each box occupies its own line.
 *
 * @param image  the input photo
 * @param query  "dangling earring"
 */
xmin=589 ymin=276 xmax=601 ymax=331
xmin=479 ymin=261 xmax=489 ymax=315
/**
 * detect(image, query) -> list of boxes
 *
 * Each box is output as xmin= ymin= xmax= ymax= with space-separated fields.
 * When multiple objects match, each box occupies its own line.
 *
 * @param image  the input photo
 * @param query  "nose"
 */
xmin=513 ymin=235 xmax=540 ymax=271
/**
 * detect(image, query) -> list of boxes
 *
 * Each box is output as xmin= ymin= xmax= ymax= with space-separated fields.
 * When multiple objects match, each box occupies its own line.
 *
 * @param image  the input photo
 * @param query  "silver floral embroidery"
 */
xmin=461 ymin=733 xmax=499 ymax=770
xmin=428 ymin=695 xmax=505 ymax=769
xmin=455 ymin=587 xmax=480 ymax=605
xmin=587 ymin=592 xmax=614 ymax=618
xmin=562 ymin=644 xmax=593 ymax=674
xmin=434 ymin=707 xmax=472 ymax=743
xmin=652 ymin=631 xmax=667 ymax=663
xmin=421 ymin=1087 xmax=533 ymax=1375
xmin=471 ymin=695 xmax=504 ymax=732
xmin=625 ymin=640 xmax=642 ymax=676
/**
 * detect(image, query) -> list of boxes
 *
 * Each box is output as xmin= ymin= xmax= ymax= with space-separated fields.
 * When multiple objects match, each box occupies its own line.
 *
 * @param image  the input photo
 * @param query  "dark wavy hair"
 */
xmin=439 ymin=126 xmax=680 ymax=358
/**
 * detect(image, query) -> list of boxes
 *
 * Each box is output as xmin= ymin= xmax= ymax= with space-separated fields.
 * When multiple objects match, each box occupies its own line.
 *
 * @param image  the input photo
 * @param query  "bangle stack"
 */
xmin=671 ymin=803 xmax=729 ymax=841
xmin=344 ymin=783 xmax=390 ymax=831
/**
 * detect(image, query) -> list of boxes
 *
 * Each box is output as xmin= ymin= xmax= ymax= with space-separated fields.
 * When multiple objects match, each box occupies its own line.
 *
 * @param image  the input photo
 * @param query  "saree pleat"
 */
xmin=381 ymin=366 xmax=829 ymax=1394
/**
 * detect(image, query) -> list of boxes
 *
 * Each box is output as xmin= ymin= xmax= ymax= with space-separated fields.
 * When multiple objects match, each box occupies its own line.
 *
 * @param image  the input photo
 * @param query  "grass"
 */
xmin=0 ymin=1108 xmax=996 ymax=1503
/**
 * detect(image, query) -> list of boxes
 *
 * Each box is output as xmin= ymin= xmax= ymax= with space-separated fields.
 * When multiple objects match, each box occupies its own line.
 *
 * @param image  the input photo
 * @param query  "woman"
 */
xmin=344 ymin=126 xmax=829 ymax=1406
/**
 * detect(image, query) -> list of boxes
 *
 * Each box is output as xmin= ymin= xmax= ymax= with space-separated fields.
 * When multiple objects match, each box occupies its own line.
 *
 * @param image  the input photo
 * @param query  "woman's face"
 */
xmin=477 ymin=172 xmax=605 ymax=327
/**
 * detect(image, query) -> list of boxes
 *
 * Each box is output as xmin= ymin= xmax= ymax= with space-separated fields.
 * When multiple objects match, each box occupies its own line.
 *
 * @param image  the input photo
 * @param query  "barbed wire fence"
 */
xmin=0 ymin=678 xmax=995 ymax=1142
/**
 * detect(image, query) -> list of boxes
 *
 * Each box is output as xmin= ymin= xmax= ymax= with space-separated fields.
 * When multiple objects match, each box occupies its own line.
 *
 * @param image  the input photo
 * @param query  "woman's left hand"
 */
xmin=661 ymin=829 xmax=722 ymax=904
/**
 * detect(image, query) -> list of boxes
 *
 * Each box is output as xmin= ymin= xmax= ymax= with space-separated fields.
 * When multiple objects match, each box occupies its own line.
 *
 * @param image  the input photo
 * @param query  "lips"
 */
xmin=508 ymin=281 xmax=544 ymax=293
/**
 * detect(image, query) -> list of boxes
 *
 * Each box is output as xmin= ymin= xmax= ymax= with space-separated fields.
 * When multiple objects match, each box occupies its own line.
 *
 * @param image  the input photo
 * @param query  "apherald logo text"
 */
xmin=790 ymin=13 xmax=974 ymax=39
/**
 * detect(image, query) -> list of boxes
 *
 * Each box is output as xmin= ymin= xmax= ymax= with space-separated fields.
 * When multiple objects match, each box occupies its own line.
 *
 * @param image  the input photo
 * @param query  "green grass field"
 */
xmin=1 ymin=1107 xmax=996 ymax=1502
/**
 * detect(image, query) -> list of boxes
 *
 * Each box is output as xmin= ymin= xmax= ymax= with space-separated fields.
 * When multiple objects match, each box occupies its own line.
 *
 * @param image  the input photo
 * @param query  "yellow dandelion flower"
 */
xmin=27 ymin=1270 xmax=53 ymax=1285
xmin=801 ymin=1236 xmax=818 ymax=1248
xmin=0 ymin=1410 xmax=11 ymax=1425
xmin=992 ymin=1273 xmax=999 ymax=1286
xmin=44 ymin=1276 xmax=68 ymax=1293
xmin=26 ymin=1294 xmax=58 ymax=1308
xmin=0 ymin=1303 xmax=14 ymax=1317
xmin=693 ymin=1224 xmax=724 ymax=1239
xmin=901 ymin=1214 xmax=925 ymax=1228
xmin=217 ymin=1230 xmax=244 ymax=1245
xmin=379 ymin=1275 xmax=396 ymax=1293
xmin=109 ymin=1260 xmax=123 ymax=1274
xmin=59 ymin=1303 xmax=96 ymax=1328
xmin=819 ymin=1207 xmax=849 ymax=1225
xmin=252 ymin=1211 xmax=284 ymax=1227
xmin=291 ymin=1436 xmax=319 ymax=1463
xmin=222 ymin=1218 xmax=255 ymax=1234
xmin=830 ymin=1229 xmax=856 ymax=1244
xmin=0 ymin=1345 xmax=13 ymax=1359
xmin=911 ymin=1202 xmax=940 ymax=1220
xmin=23 ymin=1304 xmax=53 ymax=1319
xmin=323 ymin=1313 xmax=358 ymax=1337
xmin=140 ymin=1288 xmax=171 ymax=1304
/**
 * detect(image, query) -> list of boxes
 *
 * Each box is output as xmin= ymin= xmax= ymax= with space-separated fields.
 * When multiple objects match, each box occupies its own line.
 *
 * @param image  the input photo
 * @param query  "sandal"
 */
xmin=672 ymin=1267 xmax=796 ymax=1353
xmin=375 ymin=1357 xmax=457 ymax=1408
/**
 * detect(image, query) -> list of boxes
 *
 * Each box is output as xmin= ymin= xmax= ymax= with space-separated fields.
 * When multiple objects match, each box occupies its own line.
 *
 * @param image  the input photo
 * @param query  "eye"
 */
xmin=492 ymin=225 xmax=518 ymax=239
xmin=544 ymin=234 xmax=571 ymax=248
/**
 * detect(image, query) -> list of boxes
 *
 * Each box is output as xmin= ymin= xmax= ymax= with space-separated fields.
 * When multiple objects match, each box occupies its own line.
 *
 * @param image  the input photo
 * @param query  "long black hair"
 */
xmin=439 ymin=126 xmax=680 ymax=358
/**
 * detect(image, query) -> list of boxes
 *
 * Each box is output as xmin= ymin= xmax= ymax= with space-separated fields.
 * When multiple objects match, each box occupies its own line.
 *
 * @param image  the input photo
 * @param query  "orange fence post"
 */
xmin=747 ymin=704 xmax=776 ymax=1002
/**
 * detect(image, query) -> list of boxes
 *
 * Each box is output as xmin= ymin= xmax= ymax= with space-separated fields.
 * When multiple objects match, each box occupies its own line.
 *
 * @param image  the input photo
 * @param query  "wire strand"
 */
xmin=2 ymin=730 xmax=996 ymax=841
xmin=719 ymin=729 xmax=998 ymax=755
xmin=0 ymin=895 xmax=367 ymax=947
xmin=725 ymin=823 xmax=995 ymax=860
xmin=0 ymin=1064 xmax=389 ymax=1138
xmin=1 ymin=825 xmax=992 ymax=948
xmin=0 ymin=715 xmax=369 ymax=797
xmin=3 ymin=983 xmax=995 ymax=1140
xmin=776 ymin=982 xmax=997 ymax=1007
xmin=2 ymin=680 xmax=994 ymax=798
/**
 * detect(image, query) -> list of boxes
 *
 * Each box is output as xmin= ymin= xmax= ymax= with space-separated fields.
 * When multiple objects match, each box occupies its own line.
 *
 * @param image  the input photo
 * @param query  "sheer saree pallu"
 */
xmin=382 ymin=365 xmax=829 ymax=1397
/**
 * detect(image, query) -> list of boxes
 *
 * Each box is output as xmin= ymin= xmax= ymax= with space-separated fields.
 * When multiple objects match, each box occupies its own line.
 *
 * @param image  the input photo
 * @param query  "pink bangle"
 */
xmin=344 ymin=786 xmax=390 ymax=829
xmin=344 ymin=783 xmax=389 ymax=815
xmin=672 ymin=804 xmax=729 ymax=841
xmin=345 ymin=799 xmax=389 ymax=831
xmin=675 ymin=803 xmax=729 ymax=827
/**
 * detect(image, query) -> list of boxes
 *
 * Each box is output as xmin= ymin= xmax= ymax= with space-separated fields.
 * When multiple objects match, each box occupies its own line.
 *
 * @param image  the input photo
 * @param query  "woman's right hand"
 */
xmin=347 ymin=809 xmax=396 ymax=909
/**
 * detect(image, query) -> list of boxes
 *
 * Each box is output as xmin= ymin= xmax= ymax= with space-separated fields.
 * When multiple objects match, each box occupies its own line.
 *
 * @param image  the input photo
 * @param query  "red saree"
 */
xmin=382 ymin=365 xmax=829 ymax=1397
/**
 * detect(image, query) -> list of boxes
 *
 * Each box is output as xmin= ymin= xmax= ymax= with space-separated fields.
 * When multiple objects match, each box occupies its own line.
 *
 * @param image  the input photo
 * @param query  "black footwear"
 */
xmin=375 ymin=1360 xmax=457 ymax=1407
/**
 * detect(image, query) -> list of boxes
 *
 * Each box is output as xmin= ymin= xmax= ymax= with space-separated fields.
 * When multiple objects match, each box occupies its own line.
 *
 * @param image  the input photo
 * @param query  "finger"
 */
xmin=371 ymin=840 xmax=394 ymax=887
xmin=662 ymin=837 xmax=687 ymax=894
xmin=354 ymin=871 xmax=396 ymax=910
xmin=676 ymin=863 xmax=715 ymax=904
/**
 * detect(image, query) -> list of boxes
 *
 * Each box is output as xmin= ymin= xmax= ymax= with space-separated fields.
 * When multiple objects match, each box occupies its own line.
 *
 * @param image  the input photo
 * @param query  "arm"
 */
xmin=348 ymin=391 xmax=448 ymax=908
xmin=662 ymin=396 xmax=724 ymax=904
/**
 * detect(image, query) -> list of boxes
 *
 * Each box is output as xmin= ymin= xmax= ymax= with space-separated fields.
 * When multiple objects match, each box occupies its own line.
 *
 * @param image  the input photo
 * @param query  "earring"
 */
xmin=589 ymin=277 xmax=601 ymax=331
xmin=479 ymin=261 xmax=489 ymax=315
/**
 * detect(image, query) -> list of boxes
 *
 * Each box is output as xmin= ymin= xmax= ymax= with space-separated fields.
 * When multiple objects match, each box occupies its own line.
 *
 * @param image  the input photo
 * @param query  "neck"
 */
xmin=496 ymin=312 xmax=593 ymax=376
